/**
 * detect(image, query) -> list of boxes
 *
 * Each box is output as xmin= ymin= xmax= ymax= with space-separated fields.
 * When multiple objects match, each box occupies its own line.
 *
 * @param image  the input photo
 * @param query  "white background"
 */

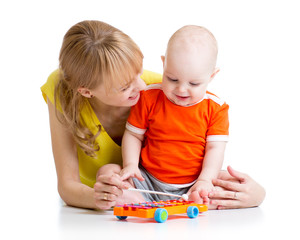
xmin=1 ymin=0 xmax=299 ymax=239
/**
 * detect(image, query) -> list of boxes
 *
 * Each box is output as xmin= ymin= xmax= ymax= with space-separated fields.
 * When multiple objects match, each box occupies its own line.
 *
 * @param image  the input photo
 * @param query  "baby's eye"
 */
xmin=167 ymin=77 xmax=178 ymax=82
xmin=190 ymin=82 xmax=200 ymax=86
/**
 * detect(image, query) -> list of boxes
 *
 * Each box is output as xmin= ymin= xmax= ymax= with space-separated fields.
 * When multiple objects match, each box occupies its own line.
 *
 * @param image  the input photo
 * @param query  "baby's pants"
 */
xmin=132 ymin=165 xmax=192 ymax=202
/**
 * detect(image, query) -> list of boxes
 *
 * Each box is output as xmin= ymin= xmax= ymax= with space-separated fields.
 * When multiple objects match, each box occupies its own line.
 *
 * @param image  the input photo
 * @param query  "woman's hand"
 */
xmin=93 ymin=164 xmax=130 ymax=210
xmin=209 ymin=166 xmax=266 ymax=210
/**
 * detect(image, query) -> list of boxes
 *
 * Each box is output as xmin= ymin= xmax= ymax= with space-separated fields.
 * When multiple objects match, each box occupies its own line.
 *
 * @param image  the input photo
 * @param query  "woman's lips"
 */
xmin=129 ymin=93 xmax=139 ymax=100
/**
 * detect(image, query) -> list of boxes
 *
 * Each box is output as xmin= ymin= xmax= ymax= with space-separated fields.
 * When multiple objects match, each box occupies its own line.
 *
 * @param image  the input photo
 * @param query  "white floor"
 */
xmin=2 ymin=192 xmax=298 ymax=240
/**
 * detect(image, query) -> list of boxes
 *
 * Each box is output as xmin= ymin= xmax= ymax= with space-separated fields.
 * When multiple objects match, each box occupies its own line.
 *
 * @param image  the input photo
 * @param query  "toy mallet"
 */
xmin=127 ymin=188 xmax=189 ymax=201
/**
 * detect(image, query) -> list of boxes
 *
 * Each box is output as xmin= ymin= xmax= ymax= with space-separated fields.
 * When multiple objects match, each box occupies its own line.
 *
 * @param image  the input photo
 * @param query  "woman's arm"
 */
xmin=48 ymin=98 xmax=97 ymax=209
xmin=209 ymin=166 xmax=266 ymax=209
xmin=48 ymin=99 xmax=128 ymax=210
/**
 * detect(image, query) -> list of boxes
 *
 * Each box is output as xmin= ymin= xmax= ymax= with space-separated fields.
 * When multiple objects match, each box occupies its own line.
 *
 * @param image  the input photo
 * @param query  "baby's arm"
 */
xmin=199 ymin=141 xmax=226 ymax=182
xmin=120 ymin=129 xmax=145 ymax=181
xmin=188 ymin=141 xmax=226 ymax=204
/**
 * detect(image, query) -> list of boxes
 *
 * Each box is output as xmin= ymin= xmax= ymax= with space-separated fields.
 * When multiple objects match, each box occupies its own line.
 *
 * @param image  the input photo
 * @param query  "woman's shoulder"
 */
xmin=41 ymin=69 xmax=60 ymax=104
xmin=141 ymin=69 xmax=162 ymax=85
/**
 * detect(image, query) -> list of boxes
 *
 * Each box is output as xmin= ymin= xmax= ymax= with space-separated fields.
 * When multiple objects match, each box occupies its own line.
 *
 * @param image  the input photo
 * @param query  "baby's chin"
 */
xmin=168 ymin=98 xmax=193 ymax=107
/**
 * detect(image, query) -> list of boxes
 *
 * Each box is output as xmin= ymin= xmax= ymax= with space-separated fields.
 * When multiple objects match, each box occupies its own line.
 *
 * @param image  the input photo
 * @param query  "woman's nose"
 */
xmin=134 ymin=77 xmax=146 ymax=91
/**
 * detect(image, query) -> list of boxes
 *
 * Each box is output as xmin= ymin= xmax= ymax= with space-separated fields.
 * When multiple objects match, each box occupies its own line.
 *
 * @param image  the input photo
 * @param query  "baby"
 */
xmin=121 ymin=25 xmax=229 ymax=205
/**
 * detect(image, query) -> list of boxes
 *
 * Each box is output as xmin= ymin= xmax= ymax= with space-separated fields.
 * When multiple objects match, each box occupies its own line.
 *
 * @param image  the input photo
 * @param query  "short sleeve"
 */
xmin=40 ymin=69 xmax=64 ymax=113
xmin=206 ymin=103 xmax=229 ymax=142
xmin=41 ymin=69 xmax=60 ymax=104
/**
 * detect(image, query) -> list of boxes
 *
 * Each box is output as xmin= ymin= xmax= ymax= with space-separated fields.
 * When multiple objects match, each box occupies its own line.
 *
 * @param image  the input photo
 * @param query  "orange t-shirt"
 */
xmin=126 ymin=84 xmax=229 ymax=184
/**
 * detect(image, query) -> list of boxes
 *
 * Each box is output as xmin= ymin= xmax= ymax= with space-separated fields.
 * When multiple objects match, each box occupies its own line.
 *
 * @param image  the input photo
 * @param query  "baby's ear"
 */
xmin=210 ymin=67 xmax=220 ymax=80
xmin=161 ymin=56 xmax=165 ymax=67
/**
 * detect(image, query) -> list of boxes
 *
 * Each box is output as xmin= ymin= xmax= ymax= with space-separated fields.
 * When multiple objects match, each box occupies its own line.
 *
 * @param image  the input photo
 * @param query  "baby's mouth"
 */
xmin=175 ymin=95 xmax=189 ymax=100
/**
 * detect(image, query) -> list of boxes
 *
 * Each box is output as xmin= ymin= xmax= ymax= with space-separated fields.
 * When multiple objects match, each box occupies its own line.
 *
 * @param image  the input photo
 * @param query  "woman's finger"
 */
xmin=210 ymin=199 xmax=240 ymax=208
xmin=95 ymin=198 xmax=116 ymax=210
xmin=209 ymin=190 xmax=239 ymax=200
xmin=97 ymin=173 xmax=128 ymax=189
xmin=94 ymin=191 xmax=119 ymax=201
xmin=212 ymin=178 xmax=244 ymax=192
xmin=227 ymin=166 xmax=247 ymax=183
xmin=217 ymin=205 xmax=241 ymax=210
xmin=217 ymin=170 xmax=236 ymax=181
xmin=94 ymin=182 xmax=123 ymax=196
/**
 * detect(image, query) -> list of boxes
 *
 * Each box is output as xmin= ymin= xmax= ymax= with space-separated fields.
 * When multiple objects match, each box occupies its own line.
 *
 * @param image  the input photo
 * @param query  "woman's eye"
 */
xmin=121 ymin=86 xmax=129 ymax=92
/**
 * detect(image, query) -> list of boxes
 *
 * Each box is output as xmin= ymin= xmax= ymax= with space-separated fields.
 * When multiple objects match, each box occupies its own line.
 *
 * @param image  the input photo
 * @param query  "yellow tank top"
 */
xmin=41 ymin=69 xmax=162 ymax=187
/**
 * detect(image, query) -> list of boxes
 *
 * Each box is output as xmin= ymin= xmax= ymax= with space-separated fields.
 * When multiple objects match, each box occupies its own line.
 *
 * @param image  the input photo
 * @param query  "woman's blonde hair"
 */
xmin=54 ymin=20 xmax=143 ymax=157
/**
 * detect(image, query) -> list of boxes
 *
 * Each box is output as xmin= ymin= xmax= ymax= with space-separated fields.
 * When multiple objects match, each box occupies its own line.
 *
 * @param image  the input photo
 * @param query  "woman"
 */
xmin=41 ymin=20 xmax=265 ymax=210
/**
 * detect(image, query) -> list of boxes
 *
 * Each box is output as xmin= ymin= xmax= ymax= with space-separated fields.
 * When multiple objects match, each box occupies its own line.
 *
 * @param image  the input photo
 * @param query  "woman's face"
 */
xmin=91 ymin=72 xmax=146 ymax=107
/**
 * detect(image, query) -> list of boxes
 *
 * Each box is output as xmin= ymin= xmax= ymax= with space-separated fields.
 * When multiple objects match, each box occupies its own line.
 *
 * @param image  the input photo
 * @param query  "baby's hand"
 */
xmin=119 ymin=164 xmax=144 ymax=182
xmin=187 ymin=180 xmax=215 ymax=205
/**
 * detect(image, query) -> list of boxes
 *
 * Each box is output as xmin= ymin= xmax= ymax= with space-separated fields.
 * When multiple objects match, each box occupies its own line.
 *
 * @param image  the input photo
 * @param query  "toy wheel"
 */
xmin=187 ymin=206 xmax=199 ymax=218
xmin=116 ymin=216 xmax=127 ymax=220
xmin=154 ymin=208 xmax=168 ymax=223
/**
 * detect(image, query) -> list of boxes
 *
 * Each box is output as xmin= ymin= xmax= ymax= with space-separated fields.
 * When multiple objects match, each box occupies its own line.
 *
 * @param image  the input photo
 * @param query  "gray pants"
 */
xmin=132 ymin=165 xmax=191 ymax=202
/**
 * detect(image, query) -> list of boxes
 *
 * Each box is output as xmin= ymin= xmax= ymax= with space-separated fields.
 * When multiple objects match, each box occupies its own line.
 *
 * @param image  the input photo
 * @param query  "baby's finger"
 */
xmin=200 ymin=190 xmax=209 ymax=198
xmin=189 ymin=191 xmax=203 ymax=204
xmin=134 ymin=172 xmax=145 ymax=181
xmin=202 ymin=196 xmax=210 ymax=205
xmin=120 ymin=172 xmax=131 ymax=181
xmin=186 ymin=189 xmax=192 ymax=196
